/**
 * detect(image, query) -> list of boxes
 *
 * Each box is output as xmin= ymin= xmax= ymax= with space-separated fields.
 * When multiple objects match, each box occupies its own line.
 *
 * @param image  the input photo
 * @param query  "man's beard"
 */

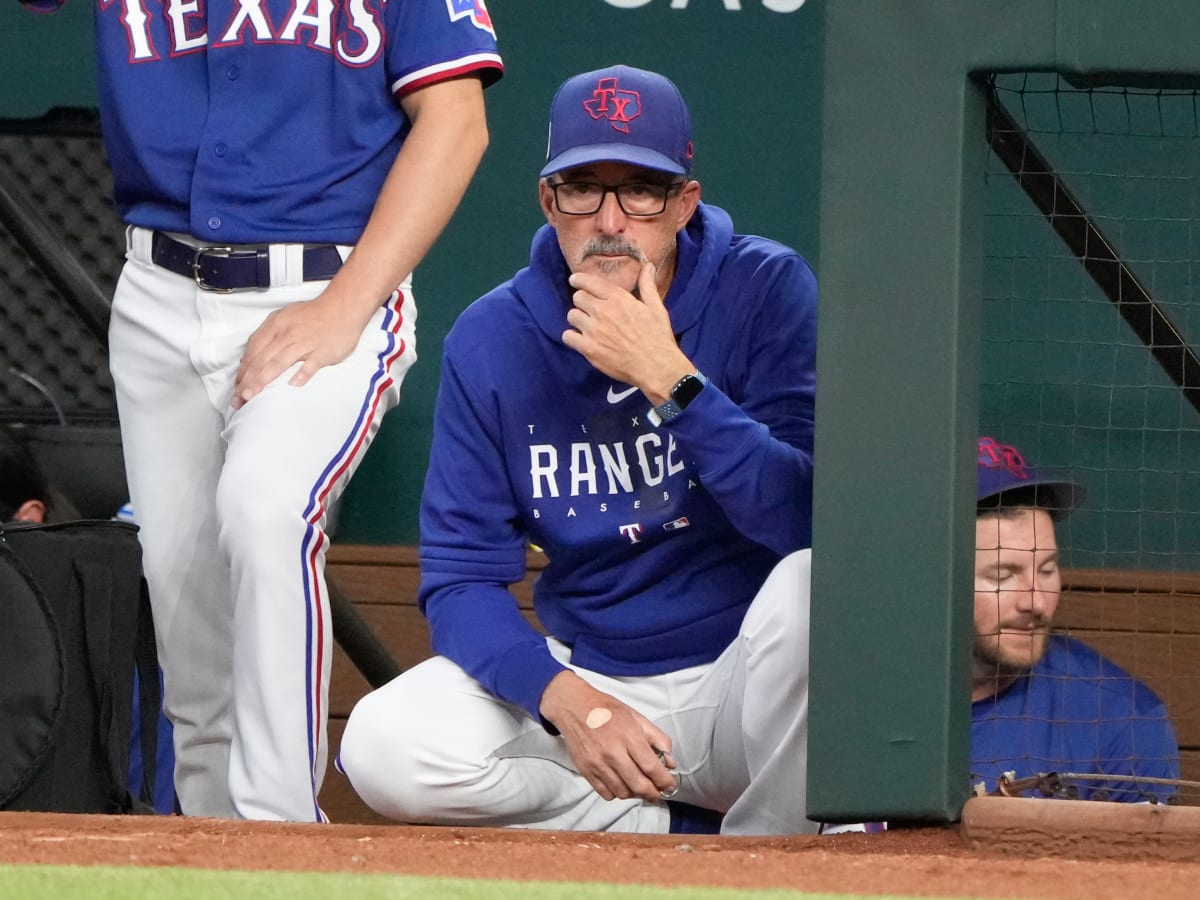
xmin=973 ymin=627 xmax=1050 ymax=684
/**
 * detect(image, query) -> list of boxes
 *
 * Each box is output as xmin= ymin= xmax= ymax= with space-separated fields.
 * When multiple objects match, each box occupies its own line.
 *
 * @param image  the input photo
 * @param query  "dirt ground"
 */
xmin=2 ymin=805 xmax=1200 ymax=899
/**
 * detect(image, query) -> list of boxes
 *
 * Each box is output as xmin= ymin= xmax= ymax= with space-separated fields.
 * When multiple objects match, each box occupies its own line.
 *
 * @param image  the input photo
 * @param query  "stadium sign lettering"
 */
xmin=602 ymin=0 xmax=806 ymax=11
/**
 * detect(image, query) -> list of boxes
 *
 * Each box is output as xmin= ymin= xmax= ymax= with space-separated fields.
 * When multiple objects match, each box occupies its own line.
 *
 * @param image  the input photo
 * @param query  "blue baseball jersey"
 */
xmin=90 ymin=0 xmax=502 ymax=244
xmin=418 ymin=203 xmax=818 ymax=720
xmin=971 ymin=635 xmax=1180 ymax=802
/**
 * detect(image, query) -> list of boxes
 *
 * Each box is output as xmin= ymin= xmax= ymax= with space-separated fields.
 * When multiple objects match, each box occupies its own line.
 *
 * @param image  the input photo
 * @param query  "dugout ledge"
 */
xmin=961 ymin=795 xmax=1200 ymax=862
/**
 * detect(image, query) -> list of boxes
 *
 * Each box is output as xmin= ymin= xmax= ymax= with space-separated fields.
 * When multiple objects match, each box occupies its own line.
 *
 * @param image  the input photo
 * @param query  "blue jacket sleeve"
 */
xmin=660 ymin=253 xmax=817 ymax=555
xmin=417 ymin=351 xmax=567 ymax=721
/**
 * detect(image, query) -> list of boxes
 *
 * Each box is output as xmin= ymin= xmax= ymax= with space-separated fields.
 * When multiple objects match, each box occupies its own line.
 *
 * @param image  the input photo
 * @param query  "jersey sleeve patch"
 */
xmin=444 ymin=0 xmax=495 ymax=37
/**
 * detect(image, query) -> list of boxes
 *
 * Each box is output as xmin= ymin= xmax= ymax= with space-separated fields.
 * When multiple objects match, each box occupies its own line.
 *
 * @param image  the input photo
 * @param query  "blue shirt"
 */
xmin=92 ymin=0 xmax=502 ymax=243
xmin=971 ymin=636 xmax=1179 ymax=802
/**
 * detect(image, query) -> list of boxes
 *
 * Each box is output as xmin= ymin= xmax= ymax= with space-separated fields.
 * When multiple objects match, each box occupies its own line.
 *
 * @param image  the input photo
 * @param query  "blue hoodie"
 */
xmin=418 ymin=203 xmax=817 ymax=721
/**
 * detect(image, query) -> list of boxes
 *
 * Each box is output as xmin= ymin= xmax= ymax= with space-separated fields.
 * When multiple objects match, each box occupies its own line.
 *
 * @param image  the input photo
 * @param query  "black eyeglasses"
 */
xmin=550 ymin=180 xmax=686 ymax=217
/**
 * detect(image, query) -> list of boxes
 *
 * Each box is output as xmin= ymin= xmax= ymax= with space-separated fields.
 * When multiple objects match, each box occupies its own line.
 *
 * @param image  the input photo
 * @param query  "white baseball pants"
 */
xmin=339 ymin=549 xmax=816 ymax=835
xmin=109 ymin=226 xmax=416 ymax=821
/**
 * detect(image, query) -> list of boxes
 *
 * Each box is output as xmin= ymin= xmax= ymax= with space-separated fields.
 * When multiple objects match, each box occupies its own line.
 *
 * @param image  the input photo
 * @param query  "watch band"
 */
xmin=648 ymin=371 xmax=707 ymax=427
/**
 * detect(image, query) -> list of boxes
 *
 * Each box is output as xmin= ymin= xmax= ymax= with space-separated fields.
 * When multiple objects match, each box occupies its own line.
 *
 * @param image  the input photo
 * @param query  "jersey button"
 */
xmin=214 ymin=143 xmax=228 ymax=158
xmin=207 ymin=216 xmax=222 ymax=230
xmin=227 ymin=66 xmax=240 ymax=80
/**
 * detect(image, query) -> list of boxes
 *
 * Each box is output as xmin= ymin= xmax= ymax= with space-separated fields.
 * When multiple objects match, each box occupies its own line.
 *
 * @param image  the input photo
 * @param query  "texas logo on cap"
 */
xmin=584 ymin=77 xmax=642 ymax=134
xmin=978 ymin=436 xmax=1029 ymax=481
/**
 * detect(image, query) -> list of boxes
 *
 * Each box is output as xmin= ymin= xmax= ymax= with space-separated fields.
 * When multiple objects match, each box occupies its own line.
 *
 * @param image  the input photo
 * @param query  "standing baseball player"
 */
xmin=21 ymin=0 xmax=502 ymax=820
xmin=339 ymin=65 xmax=819 ymax=835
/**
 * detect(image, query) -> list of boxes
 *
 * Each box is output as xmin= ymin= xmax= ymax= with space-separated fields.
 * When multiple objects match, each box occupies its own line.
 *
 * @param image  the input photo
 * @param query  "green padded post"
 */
xmin=809 ymin=0 xmax=1200 ymax=824
xmin=809 ymin=1 xmax=991 ymax=823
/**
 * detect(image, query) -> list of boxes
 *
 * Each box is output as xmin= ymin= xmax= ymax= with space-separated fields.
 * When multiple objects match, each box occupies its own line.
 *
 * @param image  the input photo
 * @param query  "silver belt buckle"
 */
xmin=191 ymin=246 xmax=238 ymax=293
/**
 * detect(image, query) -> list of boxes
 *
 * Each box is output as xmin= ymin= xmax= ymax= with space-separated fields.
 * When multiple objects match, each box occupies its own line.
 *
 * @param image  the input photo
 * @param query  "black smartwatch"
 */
xmin=648 ymin=371 xmax=707 ymax=426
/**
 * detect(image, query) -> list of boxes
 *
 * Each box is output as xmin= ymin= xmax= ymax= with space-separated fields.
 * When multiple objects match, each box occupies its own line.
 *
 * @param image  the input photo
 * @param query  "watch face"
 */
xmin=671 ymin=374 xmax=705 ymax=410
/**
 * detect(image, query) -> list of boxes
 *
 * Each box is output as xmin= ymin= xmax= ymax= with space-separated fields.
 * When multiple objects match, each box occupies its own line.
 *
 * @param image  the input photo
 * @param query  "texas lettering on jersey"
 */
xmin=97 ymin=0 xmax=386 ymax=66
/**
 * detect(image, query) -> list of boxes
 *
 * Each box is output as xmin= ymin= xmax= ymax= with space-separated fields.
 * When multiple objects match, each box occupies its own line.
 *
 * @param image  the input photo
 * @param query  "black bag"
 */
xmin=0 ymin=519 xmax=160 ymax=813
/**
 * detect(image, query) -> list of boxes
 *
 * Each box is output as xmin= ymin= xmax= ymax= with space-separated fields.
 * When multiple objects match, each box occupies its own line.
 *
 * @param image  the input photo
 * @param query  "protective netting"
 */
xmin=984 ymin=74 xmax=1200 ymax=572
xmin=978 ymin=73 xmax=1200 ymax=806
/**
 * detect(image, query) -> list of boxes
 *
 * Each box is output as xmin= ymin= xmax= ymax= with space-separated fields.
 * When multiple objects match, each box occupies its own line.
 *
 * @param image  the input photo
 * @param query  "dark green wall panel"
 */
xmin=0 ymin=2 xmax=96 ymax=117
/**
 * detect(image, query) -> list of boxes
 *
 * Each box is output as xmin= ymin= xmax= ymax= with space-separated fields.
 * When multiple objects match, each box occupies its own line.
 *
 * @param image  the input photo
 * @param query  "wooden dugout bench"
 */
xmin=320 ymin=546 xmax=548 ymax=824
xmin=1054 ymin=569 xmax=1200 ymax=799
xmin=319 ymin=547 xmax=1200 ymax=823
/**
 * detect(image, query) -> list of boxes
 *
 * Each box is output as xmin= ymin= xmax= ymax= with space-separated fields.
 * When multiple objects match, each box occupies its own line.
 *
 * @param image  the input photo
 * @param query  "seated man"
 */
xmin=971 ymin=436 xmax=1180 ymax=802
xmin=339 ymin=65 xmax=819 ymax=835
xmin=0 ymin=428 xmax=75 ymax=522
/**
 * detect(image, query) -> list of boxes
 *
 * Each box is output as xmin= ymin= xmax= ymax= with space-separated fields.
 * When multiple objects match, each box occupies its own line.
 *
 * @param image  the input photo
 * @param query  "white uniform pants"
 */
xmin=339 ymin=550 xmax=816 ymax=835
xmin=108 ymin=227 xmax=416 ymax=821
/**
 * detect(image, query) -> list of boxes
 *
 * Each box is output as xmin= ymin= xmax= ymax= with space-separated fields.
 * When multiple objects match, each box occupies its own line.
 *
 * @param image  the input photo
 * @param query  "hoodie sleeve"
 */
xmin=659 ymin=251 xmax=817 ymax=555
xmin=418 ymin=348 xmax=567 ymax=721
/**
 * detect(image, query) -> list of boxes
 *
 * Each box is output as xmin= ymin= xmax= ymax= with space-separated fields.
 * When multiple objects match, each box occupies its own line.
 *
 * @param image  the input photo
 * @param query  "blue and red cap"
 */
xmin=977 ymin=436 xmax=1084 ymax=512
xmin=540 ymin=65 xmax=694 ymax=178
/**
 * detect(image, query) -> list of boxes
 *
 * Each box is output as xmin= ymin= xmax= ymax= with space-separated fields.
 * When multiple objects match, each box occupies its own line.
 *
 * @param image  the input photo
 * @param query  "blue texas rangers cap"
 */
xmin=540 ymin=65 xmax=694 ymax=178
xmin=977 ymin=435 xmax=1084 ymax=513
